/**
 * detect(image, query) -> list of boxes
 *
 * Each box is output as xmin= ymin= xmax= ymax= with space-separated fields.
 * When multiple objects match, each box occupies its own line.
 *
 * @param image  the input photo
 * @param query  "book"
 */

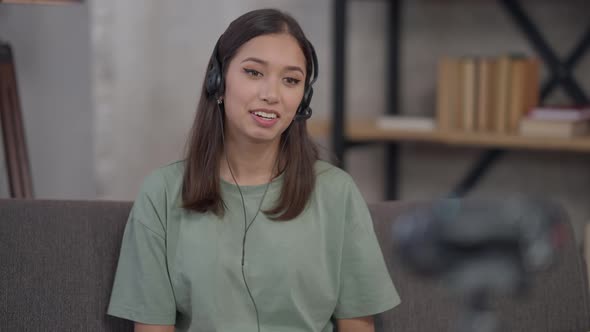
xmin=508 ymin=57 xmax=540 ymax=133
xmin=476 ymin=58 xmax=496 ymax=132
xmin=525 ymin=58 xmax=541 ymax=119
xmin=436 ymin=58 xmax=461 ymax=132
xmin=529 ymin=105 xmax=590 ymax=121
xmin=460 ymin=58 xmax=477 ymax=132
xmin=376 ymin=115 xmax=436 ymax=131
xmin=519 ymin=118 xmax=590 ymax=138
xmin=508 ymin=58 xmax=528 ymax=133
xmin=494 ymin=55 xmax=512 ymax=133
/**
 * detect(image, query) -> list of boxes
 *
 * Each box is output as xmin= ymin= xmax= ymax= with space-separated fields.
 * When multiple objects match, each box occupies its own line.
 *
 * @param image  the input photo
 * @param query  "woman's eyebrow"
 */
xmin=241 ymin=57 xmax=304 ymax=75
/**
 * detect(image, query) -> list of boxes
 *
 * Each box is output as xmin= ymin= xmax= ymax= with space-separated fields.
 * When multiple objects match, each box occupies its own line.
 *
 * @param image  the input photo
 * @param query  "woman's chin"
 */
xmin=248 ymin=134 xmax=280 ymax=144
xmin=246 ymin=127 xmax=285 ymax=143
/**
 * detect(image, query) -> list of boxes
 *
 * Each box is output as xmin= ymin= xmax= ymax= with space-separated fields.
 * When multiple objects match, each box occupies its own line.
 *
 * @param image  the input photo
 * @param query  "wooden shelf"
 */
xmin=308 ymin=119 xmax=590 ymax=153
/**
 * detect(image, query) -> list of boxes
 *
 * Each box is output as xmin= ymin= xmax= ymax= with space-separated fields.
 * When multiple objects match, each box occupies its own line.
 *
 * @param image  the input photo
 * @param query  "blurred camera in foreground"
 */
xmin=392 ymin=195 xmax=568 ymax=332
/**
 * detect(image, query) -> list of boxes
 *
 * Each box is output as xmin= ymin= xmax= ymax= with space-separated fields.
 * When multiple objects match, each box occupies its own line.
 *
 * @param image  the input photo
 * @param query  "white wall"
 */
xmin=92 ymin=0 xmax=331 ymax=200
xmin=0 ymin=2 xmax=95 ymax=199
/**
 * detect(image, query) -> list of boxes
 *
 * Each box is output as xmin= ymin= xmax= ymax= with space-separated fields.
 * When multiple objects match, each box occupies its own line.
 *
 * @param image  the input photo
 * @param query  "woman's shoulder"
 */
xmin=128 ymin=161 xmax=186 ymax=229
xmin=156 ymin=160 xmax=185 ymax=181
xmin=314 ymin=160 xmax=356 ymax=191
xmin=138 ymin=160 xmax=185 ymax=197
xmin=312 ymin=161 xmax=368 ymax=221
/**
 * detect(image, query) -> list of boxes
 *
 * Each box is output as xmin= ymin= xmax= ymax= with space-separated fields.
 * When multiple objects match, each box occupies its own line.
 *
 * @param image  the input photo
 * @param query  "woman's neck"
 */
xmin=220 ymin=138 xmax=282 ymax=186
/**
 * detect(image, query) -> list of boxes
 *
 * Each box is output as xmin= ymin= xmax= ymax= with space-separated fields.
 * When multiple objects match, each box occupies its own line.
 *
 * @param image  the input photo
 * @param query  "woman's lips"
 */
xmin=250 ymin=111 xmax=279 ymax=128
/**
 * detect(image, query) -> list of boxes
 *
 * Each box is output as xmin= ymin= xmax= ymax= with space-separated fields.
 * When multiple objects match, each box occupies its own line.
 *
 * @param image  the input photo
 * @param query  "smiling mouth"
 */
xmin=250 ymin=110 xmax=279 ymax=120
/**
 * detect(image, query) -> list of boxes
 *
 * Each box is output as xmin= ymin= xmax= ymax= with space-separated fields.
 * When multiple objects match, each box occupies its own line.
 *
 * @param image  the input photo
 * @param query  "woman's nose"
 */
xmin=259 ymin=78 xmax=279 ymax=104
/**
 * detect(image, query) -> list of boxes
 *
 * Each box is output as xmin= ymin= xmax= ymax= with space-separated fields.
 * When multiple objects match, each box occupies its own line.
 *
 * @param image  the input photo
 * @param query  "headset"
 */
xmin=205 ymin=35 xmax=319 ymax=120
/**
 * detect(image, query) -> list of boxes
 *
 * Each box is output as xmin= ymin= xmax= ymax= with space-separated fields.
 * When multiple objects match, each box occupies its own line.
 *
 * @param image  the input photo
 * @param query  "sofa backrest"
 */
xmin=1 ymin=200 xmax=134 ymax=332
xmin=1 ymin=199 xmax=589 ymax=331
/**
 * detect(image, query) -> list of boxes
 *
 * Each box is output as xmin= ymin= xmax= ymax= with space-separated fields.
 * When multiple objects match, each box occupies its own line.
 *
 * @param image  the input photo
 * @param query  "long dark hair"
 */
xmin=182 ymin=9 xmax=319 ymax=221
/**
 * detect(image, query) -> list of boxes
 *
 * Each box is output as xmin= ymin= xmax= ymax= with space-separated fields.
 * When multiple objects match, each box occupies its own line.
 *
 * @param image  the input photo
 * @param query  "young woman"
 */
xmin=107 ymin=8 xmax=400 ymax=332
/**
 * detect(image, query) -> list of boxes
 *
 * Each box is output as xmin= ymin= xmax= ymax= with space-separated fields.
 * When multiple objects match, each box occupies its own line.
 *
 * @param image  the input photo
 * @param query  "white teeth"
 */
xmin=254 ymin=111 xmax=277 ymax=119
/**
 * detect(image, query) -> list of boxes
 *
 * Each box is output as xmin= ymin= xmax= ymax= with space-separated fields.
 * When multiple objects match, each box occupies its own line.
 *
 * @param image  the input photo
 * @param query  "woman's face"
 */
xmin=222 ymin=33 xmax=307 ymax=144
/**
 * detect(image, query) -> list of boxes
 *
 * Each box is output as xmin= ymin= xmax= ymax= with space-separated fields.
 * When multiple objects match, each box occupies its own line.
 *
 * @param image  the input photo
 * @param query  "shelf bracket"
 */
xmin=500 ymin=0 xmax=590 ymax=104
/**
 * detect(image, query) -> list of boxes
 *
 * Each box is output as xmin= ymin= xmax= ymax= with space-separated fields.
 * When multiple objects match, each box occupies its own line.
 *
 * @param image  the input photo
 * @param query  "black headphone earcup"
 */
xmin=295 ymin=86 xmax=313 ymax=121
xmin=296 ymin=107 xmax=312 ymax=120
xmin=206 ymin=65 xmax=222 ymax=97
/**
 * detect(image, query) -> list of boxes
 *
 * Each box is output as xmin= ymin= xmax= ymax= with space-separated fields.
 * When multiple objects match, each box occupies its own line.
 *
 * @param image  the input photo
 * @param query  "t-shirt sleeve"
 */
xmin=333 ymin=179 xmax=401 ymax=319
xmin=107 ymin=170 xmax=177 ymax=325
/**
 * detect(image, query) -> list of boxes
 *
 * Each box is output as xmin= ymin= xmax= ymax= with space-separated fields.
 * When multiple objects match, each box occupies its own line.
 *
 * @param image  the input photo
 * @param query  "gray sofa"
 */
xmin=1 ymin=199 xmax=589 ymax=331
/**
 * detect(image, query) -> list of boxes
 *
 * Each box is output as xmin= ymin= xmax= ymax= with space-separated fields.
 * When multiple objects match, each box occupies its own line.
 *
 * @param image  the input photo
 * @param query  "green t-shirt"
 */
xmin=107 ymin=160 xmax=400 ymax=331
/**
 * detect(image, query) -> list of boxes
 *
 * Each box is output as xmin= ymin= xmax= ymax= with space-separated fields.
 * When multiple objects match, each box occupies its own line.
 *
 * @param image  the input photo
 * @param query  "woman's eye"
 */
xmin=244 ymin=68 xmax=262 ymax=77
xmin=284 ymin=77 xmax=301 ymax=85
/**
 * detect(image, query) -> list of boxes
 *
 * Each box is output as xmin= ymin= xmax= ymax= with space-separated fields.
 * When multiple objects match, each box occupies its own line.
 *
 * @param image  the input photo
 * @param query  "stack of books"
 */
xmin=436 ymin=55 xmax=540 ymax=134
xmin=519 ymin=106 xmax=590 ymax=138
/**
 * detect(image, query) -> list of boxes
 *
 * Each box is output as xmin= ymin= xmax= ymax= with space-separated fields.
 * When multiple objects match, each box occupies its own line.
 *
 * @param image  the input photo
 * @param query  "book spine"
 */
xmin=476 ymin=58 xmax=495 ymax=132
xmin=525 ymin=58 xmax=541 ymax=117
xmin=436 ymin=58 xmax=452 ymax=131
xmin=508 ymin=58 xmax=527 ymax=133
xmin=461 ymin=58 xmax=477 ymax=132
xmin=495 ymin=55 xmax=511 ymax=133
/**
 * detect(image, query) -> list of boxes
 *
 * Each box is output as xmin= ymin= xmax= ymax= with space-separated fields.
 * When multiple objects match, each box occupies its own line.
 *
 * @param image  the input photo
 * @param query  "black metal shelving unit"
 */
xmin=332 ymin=0 xmax=590 ymax=200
